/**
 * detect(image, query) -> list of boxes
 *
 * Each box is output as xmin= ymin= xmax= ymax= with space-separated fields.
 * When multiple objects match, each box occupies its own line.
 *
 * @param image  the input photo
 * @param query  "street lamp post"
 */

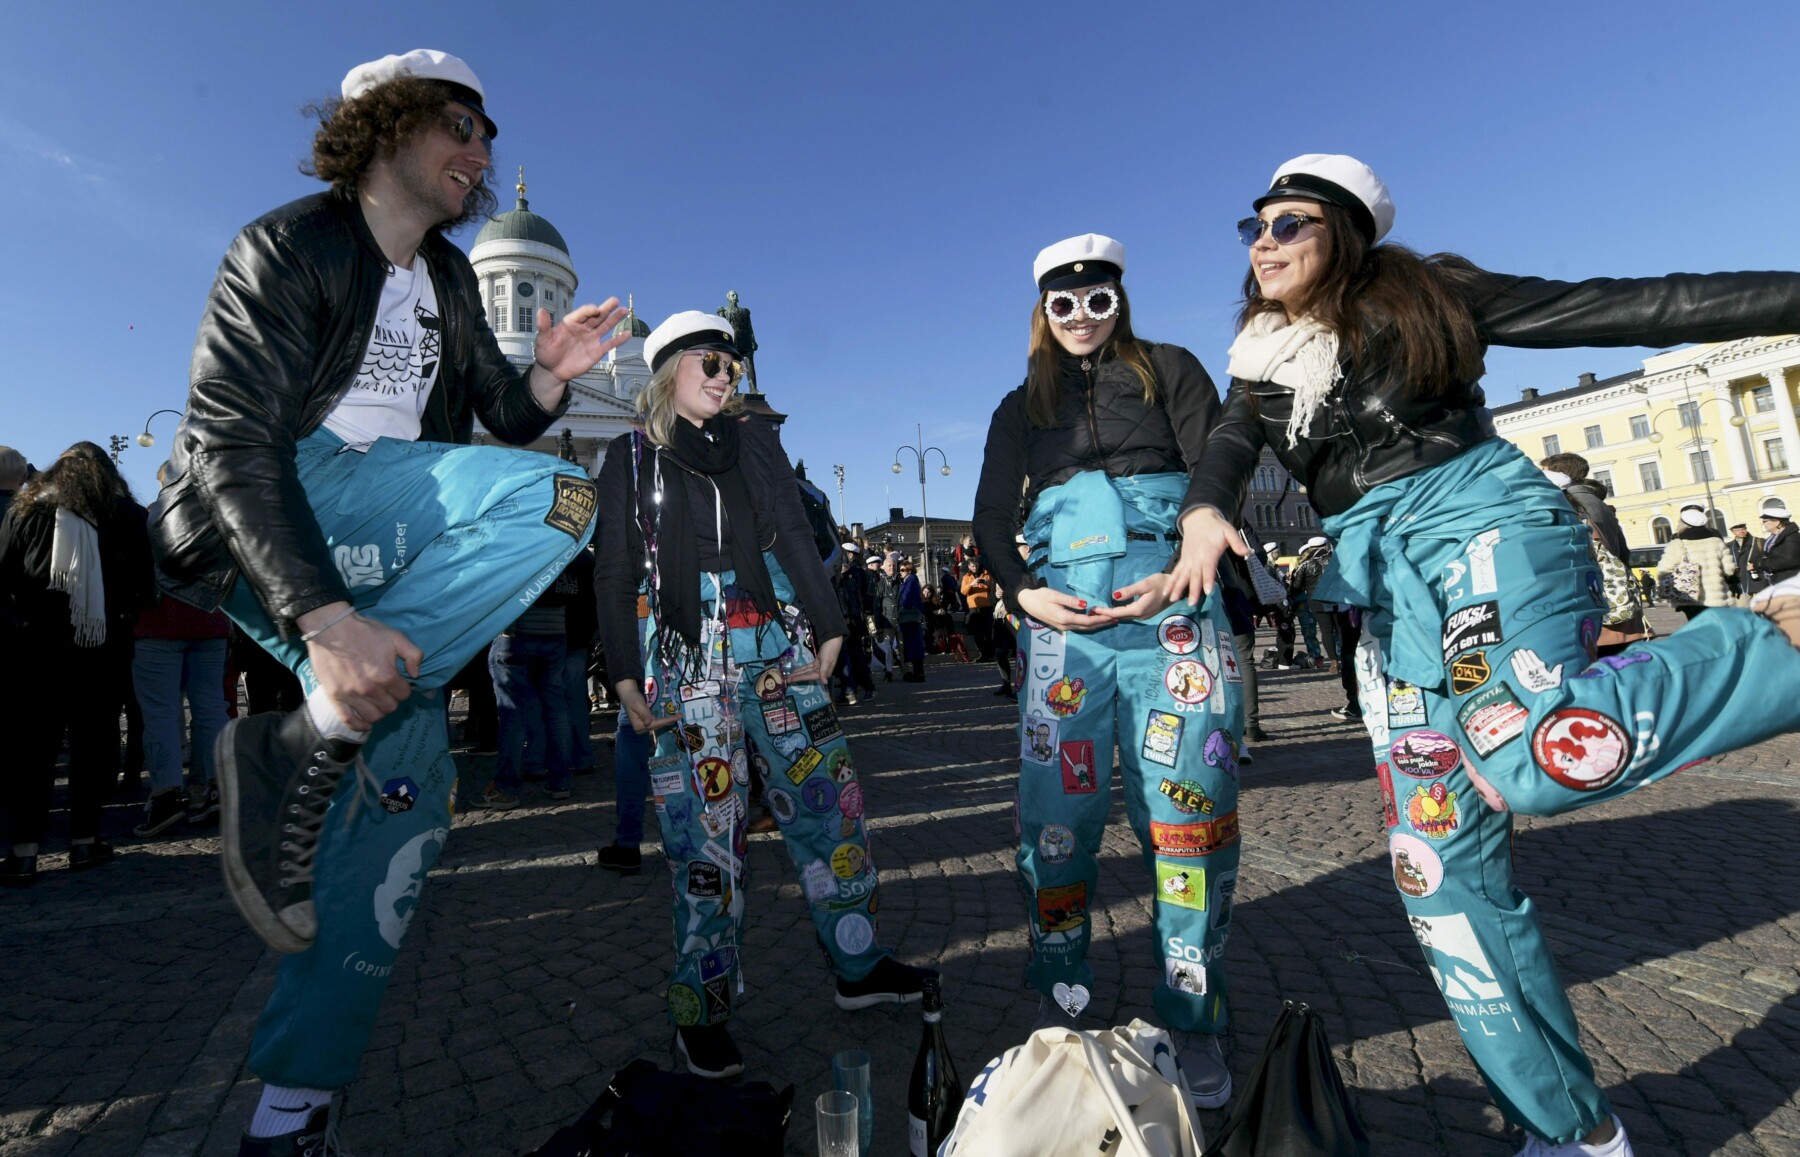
xmin=832 ymin=464 xmax=846 ymax=527
xmin=107 ymin=435 xmax=128 ymax=464
xmin=1644 ymin=373 xmax=1744 ymax=532
xmin=892 ymin=424 xmax=951 ymax=574
xmin=136 ymin=409 xmax=184 ymax=449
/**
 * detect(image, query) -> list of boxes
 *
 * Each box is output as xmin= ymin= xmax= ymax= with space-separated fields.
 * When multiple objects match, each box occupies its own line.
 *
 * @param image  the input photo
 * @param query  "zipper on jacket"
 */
xmin=1081 ymin=358 xmax=1104 ymax=463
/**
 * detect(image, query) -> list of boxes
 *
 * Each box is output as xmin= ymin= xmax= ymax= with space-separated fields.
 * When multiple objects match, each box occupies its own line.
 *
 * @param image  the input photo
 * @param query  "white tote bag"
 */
xmin=940 ymin=1020 xmax=1205 ymax=1157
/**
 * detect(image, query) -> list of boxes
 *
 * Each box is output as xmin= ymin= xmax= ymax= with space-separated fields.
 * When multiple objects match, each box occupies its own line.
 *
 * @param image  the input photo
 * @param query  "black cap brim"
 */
xmin=1254 ymin=173 xmax=1374 ymax=242
xmin=440 ymin=82 xmax=498 ymax=139
xmin=1038 ymin=260 xmax=1123 ymax=293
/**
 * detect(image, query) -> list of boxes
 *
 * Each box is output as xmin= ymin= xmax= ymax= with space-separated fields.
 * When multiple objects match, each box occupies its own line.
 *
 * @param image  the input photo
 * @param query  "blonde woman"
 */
xmin=594 ymin=311 xmax=924 ymax=1079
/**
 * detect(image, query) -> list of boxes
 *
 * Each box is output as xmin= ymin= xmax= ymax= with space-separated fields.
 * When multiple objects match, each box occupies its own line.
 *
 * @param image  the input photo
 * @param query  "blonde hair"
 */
xmin=635 ymin=350 xmax=746 ymax=447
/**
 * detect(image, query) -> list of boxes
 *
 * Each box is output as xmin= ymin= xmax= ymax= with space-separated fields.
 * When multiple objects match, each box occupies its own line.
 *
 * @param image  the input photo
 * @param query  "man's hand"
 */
xmin=785 ymin=636 xmax=843 ymax=686
xmin=1162 ymin=507 xmax=1248 ymax=606
xmin=298 ymin=602 xmax=422 ymax=729
xmin=1014 ymin=586 xmax=1106 ymax=632
xmin=1089 ymin=576 xmax=1186 ymax=623
xmin=528 ymin=298 xmax=633 ymax=406
xmin=615 ymin=679 xmax=679 ymax=735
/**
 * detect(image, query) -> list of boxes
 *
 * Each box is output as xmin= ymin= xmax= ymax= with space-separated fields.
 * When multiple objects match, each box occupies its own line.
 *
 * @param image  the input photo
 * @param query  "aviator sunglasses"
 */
xmin=444 ymin=113 xmax=494 ymax=153
xmin=1043 ymin=285 xmax=1120 ymax=324
xmin=1237 ymin=212 xmax=1326 ymax=246
xmin=689 ymin=349 xmax=745 ymax=386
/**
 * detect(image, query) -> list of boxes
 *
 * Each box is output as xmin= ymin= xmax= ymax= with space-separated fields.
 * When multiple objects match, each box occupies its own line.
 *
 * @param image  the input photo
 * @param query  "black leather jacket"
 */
xmin=973 ymin=342 xmax=1220 ymax=605
xmin=147 ymin=189 xmax=567 ymax=633
xmin=1186 ymin=268 xmax=1800 ymax=518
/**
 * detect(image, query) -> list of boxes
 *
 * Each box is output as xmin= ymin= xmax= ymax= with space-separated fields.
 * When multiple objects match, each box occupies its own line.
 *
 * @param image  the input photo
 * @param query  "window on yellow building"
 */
xmin=1651 ymin=516 xmax=1672 ymax=544
xmin=1689 ymin=450 xmax=1715 ymax=483
xmin=1639 ymin=461 xmax=1662 ymax=491
xmin=1583 ymin=425 xmax=1603 ymax=449
xmin=1751 ymin=384 xmax=1775 ymax=413
xmin=1592 ymin=469 xmax=1614 ymax=497
xmin=1768 ymin=438 xmax=1789 ymax=472
xmin=1630 ymin=414 xmax=1650 ymax=439
xmin=1542 ymin=434 xmax=1561 ymax=457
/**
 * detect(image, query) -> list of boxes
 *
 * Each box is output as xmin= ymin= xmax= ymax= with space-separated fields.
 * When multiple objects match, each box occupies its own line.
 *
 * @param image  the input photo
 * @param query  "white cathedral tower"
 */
xmin=468 ymin=167 xmax=651 ymax=472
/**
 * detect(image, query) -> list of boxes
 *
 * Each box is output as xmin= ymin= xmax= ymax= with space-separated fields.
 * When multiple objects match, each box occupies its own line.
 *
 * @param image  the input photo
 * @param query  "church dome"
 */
xmin=614 ymin=313 xmax=652 ymax=339
xmin=474 ymin=171 xmax=568 ymax=254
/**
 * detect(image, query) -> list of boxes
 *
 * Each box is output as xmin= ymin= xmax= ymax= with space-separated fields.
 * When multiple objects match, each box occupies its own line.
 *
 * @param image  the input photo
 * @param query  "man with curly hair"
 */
xmin=146 ymin=49 xmax=629 ymax=1154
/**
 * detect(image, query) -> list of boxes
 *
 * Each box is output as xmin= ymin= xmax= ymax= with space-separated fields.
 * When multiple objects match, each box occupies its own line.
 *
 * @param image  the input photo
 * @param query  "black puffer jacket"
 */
xmin=973 ymin=342 xmax=1220 ymax=605
xmin=147 ymin=189 xmax=567 ymax=634
xmin=1186 ymin=268 xmax=1800 ymax=518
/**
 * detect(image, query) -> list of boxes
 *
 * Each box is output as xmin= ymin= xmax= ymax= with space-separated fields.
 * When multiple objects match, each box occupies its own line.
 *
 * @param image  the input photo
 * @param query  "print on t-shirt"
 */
xmin=323 ymin=257 xmax=443 ymax=449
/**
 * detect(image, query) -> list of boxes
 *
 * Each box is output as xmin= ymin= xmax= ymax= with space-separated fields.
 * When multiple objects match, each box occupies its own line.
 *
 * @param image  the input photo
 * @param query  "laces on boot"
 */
xmin=277 ymin=751 xmax=379 ymax=891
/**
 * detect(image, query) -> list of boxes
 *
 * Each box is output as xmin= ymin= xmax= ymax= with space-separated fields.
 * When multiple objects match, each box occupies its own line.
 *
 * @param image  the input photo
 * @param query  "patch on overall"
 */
xmin=544 ymin=474 xmax=598 ymax=537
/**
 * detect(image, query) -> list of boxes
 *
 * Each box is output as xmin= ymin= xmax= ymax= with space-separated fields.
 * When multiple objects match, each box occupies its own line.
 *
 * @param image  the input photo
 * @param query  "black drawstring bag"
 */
xmin=527 ymin=1058 xmax=796 ymax=1157
xmin=1204 ymin=1002 xmax=1373 ymax=1157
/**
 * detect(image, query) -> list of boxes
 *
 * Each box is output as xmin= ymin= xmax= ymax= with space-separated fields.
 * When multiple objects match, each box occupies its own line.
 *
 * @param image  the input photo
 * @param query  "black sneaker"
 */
xmin=69 ymin=841 xmax=116 ymax=872
xmin=217 ymin=709 xmax=367 ymax=954
xmin=595 ymin=843 xmax=642 ymax=874
xmin=1329 ymin=704 xmax=1361 ymax=722
xmin=187 ymin=783 xmax=222 ymax=826
xmin=835 ymin=957 xmax=932 ymax=1010
xmin=675 ymin=1022 xmax=744 ymax=1079
xmin=1245 ymin=723 xmax=1270 ymax=743
xmin=135 ymin=789 xmax=187 ymax=838
xmin=238 ymin=1093 xmax=348 ymax=1156
xmin=0 ymin=853 xmax=37 ymax=887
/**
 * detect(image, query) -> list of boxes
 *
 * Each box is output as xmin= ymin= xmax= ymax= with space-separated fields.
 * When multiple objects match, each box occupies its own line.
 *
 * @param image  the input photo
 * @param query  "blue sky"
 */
xmin=6 ymin=1 xmax=1800 ymax=527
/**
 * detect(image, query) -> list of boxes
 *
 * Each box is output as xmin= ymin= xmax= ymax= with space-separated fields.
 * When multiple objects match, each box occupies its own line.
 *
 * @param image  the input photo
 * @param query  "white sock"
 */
xmin=248 ymin=1083 xmax=336 ymax=1137
xmin=305 ymin=690 xmax=368 ymax=744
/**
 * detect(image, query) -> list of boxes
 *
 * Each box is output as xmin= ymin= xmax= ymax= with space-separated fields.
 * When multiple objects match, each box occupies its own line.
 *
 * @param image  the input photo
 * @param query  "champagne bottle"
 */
xmin=907 ymin=973 xmax=963 ymax=1156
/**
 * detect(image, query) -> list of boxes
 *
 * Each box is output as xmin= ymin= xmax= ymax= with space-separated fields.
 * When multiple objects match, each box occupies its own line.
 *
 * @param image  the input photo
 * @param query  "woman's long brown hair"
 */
xmin=1024 ymin=284 xmax=1161 ymax=428
xmin=1236 ymin=202 xmax=1485 ymax=399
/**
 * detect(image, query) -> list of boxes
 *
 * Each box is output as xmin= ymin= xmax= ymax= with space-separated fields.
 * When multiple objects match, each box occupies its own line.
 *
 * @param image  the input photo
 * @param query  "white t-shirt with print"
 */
xmin=322 ymin=256 xmax=443 ymax=448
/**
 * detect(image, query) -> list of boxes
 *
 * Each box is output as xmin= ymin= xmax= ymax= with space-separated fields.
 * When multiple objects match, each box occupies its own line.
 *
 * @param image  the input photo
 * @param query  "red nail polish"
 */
xmin=1112 ymin=591 xmax=1122 ymax=599
xmin=1079 ymin=600 xmax=1088 ymax=608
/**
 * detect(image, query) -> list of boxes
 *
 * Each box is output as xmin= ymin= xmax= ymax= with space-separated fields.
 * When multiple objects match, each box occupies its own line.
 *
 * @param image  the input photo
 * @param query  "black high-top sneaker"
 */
xmin=238 ymin=1093 xmax=351 ymax=1156
xmin=675 ymin=1022 xmax=745 ymax=1079
xmin=217 ymin=709 xmax=367 ymax=953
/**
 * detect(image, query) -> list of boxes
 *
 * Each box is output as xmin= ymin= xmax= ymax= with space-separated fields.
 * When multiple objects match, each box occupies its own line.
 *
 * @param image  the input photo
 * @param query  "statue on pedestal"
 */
xmin=717 ymin=290 xmax=759 ymax=394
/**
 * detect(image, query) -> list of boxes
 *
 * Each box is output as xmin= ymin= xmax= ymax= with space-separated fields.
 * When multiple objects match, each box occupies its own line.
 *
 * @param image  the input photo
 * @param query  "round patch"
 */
xmin=1388 ymin=832 xmax=1444 ymax=899
xmin=826 ymin=749 xmax=855 ymax=784
xmin=1532 ymin=708 xmax=1630 ymax=791
xmin=1164 ymin=659 xmax=1213 ymax=705
xmin=1038 ymin=824 xmax=1075 ymax=864
xmin=754 ymin=668 xmax=785 ymax=701
xmin=697 ymin=758 xmax=732 ymax=801
xmin=802 ymin=778 xmax=838 ymax=813
xmin=1579 ymin=615 xmax=1600 ymax=658
xmin=1158 ymin=615 xmax=1200 ymax=655
xmin=830 ymin=843 xmax=866 ymax=879
xmin=1404 ymin=781 xmax=1459 ymax=839
xmin=837 ymin=781 xmax=865 ymax=819
xmin=765 ymin=788 xmax=798 ymax=826
xmin=668 ymin=984 xmax=702 ymax=1026
xmin=1389 ymin=730 xmax=1462 ymax=779
xmin=644 ymin=676 xmax=658 ymax=706
xmin=729 ymin=749 xmax=749 ymax=785
xmin=834 ymin=913 xmax=875 ymax=955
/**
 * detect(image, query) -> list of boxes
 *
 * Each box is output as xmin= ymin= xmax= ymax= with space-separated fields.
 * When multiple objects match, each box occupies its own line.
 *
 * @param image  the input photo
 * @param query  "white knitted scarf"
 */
xmin=49 ymin=507 xmax=106 ymax=646
xmin=1225 ymin=312 xmax=1342 ymax=449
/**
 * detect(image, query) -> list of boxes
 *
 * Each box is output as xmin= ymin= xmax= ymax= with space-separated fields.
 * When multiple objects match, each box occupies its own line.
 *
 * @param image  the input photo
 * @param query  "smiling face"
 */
xmin=671 ymin=348 xmax=738 ymax=426
xmin=1045 ymin=282 xmax=1119 ymax=356
xmin=1248 ymin=198 xmax=1330 ymax=313
xmin=391 ymin=101 xmax=491 ymax=227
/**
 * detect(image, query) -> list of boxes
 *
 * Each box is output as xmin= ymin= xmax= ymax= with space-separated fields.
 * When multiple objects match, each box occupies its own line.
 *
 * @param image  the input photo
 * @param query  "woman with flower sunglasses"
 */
xmin=594 ymin=311 xmax=926 ymax=1080
xmin=1165 ymin=154 xmax=1800 ymax=1156
xmin=973 ymin=235 xmax=1241 ymax=1110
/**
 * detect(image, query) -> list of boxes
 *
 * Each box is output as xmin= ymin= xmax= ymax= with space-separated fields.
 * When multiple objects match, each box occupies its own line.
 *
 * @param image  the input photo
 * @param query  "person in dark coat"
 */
xmin=0 ymin=442 xmax=152 ymax=883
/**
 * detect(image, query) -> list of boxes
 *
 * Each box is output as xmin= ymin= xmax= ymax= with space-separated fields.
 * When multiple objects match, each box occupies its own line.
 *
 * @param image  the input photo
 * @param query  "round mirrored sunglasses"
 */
xmin=1043 ymin=286 xmax=1120 ymax=325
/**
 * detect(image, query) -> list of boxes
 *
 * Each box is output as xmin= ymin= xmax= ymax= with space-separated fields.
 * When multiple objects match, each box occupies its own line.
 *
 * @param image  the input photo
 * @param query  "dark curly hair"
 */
xmin=300 ymin=76 xmax=497 ymax=230
xmin=15 ymin=442 xmax=134 ymax=526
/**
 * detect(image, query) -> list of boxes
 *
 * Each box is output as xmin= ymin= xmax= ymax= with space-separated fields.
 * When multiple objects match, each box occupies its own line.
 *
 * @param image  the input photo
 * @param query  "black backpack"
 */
xmin=527 ymin=1059 xmax=795 ymax=1157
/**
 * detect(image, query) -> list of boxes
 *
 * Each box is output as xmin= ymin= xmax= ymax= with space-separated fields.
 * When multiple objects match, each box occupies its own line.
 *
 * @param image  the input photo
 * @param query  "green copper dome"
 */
xmin=614 ymin=313 xmax=652 ymax=339
xmin=474 ymin=193 xmax=569 ymax=254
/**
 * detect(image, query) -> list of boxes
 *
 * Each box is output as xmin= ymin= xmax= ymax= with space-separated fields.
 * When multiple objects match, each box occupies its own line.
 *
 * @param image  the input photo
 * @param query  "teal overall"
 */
xmin=1016 ymin=470 xmax=1244 ymax=1033
xmin=639 ymin=558 xmax=891 ymax=1028
xmin=220 ymin=430 xmax=597 ymax=1089
xmin=1316 ymin=436 xmax=1800 ymax=1144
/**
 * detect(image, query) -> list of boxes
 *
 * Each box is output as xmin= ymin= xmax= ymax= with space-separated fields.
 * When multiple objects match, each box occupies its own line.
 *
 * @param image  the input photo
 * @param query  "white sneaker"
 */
xmin=1517 ymin=1115 xmax=1633 ymax=1157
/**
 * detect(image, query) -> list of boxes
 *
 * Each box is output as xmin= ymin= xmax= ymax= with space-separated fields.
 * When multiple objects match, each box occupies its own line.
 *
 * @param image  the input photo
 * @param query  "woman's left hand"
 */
xmin=784 ymin=636 xmax=842 ymax=686
xmin=1088 ymin=576 xmax=1187 ymax=622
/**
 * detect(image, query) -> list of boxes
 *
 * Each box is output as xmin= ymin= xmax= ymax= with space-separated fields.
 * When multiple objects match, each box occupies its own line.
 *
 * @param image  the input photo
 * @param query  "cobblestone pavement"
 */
xmin=3 ymin=607 xmax=1799 ymax=1155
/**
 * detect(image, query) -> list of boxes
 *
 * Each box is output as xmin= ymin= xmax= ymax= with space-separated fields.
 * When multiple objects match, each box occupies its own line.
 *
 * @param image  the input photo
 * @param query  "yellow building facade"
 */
xmin=1492 ymin=335 xmax=1800 ymax=553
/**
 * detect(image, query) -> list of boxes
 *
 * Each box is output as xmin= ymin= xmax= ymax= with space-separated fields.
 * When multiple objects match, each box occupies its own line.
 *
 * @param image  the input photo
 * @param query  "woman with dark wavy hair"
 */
xmin=1166 ymin=154 xmax=1800 ymax=1156
xmin=0 ymin=442 xmax=151 ymax=884
xmin=972 ymin=234 xmax=1239 ymax=1112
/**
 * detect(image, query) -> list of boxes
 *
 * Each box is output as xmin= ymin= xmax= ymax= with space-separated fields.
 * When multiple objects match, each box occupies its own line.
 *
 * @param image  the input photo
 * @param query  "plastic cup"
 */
xmin=832 ymin=1049 xmax=874 ymax=1152
xmin=815 ymin=1090 xmax=859 ymax=1156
